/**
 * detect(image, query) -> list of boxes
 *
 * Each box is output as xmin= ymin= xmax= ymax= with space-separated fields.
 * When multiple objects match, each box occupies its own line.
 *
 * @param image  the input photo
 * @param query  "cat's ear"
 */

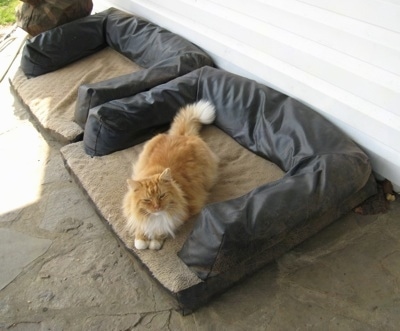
xmin=127 ymin=178 xmax=141 ymax=191
xmin=159 ymin=168 xmax=172 ymax=182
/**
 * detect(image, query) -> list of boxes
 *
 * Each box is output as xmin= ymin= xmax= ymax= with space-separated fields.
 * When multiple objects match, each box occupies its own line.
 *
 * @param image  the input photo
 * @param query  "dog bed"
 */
xmin=61 ymin=66 xmax=377 ymax=312
xmin=10 ymin=7 xmax=213 ymax=142
xmin=61 ymin=125 xmax=285 ymax=309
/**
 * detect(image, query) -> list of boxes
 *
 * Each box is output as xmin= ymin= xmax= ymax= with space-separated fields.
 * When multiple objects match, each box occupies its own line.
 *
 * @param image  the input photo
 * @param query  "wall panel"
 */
xmin=97 ymin=0 xmax=400 ymax=191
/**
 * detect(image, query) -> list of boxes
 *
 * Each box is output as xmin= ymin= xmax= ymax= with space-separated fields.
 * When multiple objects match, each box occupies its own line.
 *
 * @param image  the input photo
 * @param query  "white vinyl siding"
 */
xmin=96 ymin=0 xmax=400 ymax=191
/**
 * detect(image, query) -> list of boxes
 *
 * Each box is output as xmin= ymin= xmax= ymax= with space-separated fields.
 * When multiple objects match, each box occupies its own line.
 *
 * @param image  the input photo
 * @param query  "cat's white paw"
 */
xmin=149 ymin=239 xmax=163 ymax=250
xmin=135 ymin=239 xmax=150 ymax=250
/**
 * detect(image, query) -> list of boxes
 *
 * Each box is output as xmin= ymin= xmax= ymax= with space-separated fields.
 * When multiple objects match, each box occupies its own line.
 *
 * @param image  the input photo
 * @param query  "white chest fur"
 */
xmin=141 ymin=211 xmax=183 ymax=239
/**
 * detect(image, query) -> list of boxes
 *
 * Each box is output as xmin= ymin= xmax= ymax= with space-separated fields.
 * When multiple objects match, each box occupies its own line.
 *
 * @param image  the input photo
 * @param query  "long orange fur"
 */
xmin=122 ymin=100 xmax=218 ymax=250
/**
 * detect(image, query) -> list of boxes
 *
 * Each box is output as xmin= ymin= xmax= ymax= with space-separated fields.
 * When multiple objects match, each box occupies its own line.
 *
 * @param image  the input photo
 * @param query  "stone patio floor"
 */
xmin=0 ymin=26 xmax=399 ymax=331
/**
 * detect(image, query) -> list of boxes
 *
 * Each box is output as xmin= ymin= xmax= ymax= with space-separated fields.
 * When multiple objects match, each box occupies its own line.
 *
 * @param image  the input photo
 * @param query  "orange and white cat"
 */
xmin=122 ymin=100 xmax=219 ymax=250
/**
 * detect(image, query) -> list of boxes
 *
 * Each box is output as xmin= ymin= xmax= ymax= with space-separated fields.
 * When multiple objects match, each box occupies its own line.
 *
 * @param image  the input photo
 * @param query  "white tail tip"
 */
xmin=191 ymin=100 xmax=216 ymax=124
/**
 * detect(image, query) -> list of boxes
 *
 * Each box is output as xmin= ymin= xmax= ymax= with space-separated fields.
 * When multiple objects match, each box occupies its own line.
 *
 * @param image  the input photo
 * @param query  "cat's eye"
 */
xmin=142 ymin=198 xmax=151 ymax=203
xmin=159 ymin=193 xmax=167 ymax=199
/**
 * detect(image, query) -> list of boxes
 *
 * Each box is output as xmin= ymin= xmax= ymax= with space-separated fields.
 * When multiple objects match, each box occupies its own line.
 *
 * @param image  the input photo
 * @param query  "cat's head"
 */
xmin=126 ymin=168 xmax=178 ymax=216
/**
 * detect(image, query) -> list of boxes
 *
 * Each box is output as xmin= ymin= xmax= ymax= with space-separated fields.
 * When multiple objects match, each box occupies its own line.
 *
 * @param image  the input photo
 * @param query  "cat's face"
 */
xmin=127 ymin=169 xmax=174 ymax=216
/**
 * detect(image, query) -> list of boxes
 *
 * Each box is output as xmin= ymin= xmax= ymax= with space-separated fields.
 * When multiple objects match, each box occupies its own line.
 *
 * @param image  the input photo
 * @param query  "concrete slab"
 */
xmin=0 ymin=228 xmax=52 ymax=291
xmin=0 ymin=27 xmax=27 ymax=83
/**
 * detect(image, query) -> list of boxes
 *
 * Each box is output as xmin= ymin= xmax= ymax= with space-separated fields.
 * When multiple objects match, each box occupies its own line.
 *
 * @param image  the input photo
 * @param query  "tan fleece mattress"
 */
xmin=60 ymin=125 xmax=285 ymax=294
xmin=10 ymin=47 xmax=142 ymax=142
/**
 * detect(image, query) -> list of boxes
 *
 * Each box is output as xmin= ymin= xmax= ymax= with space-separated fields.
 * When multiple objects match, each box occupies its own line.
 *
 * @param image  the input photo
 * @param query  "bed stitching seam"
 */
xmin=207 ymin=232 xmax=226 ymax=280
xmin=93 ymin=120 xmax=103 ymax=156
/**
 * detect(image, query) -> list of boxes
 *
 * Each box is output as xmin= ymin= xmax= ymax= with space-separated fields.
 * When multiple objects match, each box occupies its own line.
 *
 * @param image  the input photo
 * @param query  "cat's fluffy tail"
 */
xmin=169 ymin=100 xmax=216 ymax=136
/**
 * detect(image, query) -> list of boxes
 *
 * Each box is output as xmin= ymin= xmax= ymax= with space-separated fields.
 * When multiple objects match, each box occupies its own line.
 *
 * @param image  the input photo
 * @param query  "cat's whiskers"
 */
xmin=139 ymin=208 xmax=150 ymax=216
